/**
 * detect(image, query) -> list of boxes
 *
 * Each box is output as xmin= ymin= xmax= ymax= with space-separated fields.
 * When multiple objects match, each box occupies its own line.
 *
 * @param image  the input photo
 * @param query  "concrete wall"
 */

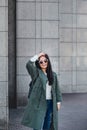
xmin=16 ymin=0 xmax=87 ymax=106
xmin=59 ymin=0 xmax=87 ymax=92
xmin=0 ymin=0 xmax=8 ymax=129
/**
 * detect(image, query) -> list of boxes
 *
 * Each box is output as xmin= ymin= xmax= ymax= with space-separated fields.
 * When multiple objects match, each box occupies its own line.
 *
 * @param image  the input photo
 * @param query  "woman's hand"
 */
xmin=38 ymin=52 xmax=45 ymax=58
xmin=57 ymin=102 xmax=61 ymax=110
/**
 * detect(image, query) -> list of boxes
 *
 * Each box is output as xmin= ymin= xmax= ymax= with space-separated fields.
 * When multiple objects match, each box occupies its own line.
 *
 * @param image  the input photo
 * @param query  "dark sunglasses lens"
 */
xmin=44 ymin=59 xmax=48 ymax=63
xmin=39 ymin=59 xmax=48 ymax=64
xmin=39 ymin=61 xmax=43 ymax=64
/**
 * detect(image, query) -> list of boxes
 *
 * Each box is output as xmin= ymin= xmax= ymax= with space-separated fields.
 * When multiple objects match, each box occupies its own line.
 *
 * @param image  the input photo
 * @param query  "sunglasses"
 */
xmin=39 ymin=59 xmax=48 ymax=64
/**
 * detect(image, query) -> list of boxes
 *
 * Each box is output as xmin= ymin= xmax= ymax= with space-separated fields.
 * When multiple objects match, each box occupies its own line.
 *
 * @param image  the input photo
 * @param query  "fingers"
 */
xmin=57 ymin=103 xmax=61 ymax=110
xmin=38 ymin=52 xmax=45 ymax=58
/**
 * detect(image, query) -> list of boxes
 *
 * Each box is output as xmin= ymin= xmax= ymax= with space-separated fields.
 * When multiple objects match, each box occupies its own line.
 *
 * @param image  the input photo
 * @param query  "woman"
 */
xmin=21 ymin=52 xmax=62 ymax=130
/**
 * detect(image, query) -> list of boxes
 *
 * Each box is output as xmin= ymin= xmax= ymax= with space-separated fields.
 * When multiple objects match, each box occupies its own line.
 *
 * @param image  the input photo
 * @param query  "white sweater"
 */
xmin=46 ymin=81 xmax=52 ymax=100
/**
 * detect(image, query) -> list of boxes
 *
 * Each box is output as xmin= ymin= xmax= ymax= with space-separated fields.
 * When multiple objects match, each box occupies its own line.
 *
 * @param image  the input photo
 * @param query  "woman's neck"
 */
xmin=42 ymin=69 xmax=46 ymax=74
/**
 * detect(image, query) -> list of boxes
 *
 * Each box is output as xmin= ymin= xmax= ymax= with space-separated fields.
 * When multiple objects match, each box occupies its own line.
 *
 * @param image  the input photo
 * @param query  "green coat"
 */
xmin=21 ymin=60 xmax=62 ymax=130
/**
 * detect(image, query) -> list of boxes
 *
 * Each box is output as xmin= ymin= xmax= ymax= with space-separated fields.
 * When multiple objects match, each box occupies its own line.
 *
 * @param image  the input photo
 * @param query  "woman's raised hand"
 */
xmin=38 ymin=52 xmax=45 ymax=58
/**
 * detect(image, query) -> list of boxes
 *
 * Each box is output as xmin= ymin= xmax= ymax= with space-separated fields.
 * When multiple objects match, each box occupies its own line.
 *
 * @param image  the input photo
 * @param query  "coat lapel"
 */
xmin=38 ymin=69 xmax=48 ymax=91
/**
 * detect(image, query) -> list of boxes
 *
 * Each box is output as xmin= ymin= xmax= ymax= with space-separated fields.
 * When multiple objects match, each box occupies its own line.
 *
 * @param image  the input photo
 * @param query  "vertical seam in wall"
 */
xmin=76 ymin=0 xmax=77 ymax=91
xmin=15 ymin=0 xmax=17 ymax=105
xmin=35 ymin=0 xmax=36 ymax=54
xmin=58 ymin=0 xmax=60 ymax=76
xmin=71 ymin=0 xmax=74 ymax=91
xmin=41 ymin=0 xmax=42 ymax=51
xmin=72 ymin=0 xmax=77 ymax=92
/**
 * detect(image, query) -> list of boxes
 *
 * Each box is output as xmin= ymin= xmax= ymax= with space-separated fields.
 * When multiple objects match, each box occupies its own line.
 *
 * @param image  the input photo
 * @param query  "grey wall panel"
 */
xmin=0 ymin=0 xmax=8 ymax=129
xmin=16 ymin=0 xmax=87 ymax=106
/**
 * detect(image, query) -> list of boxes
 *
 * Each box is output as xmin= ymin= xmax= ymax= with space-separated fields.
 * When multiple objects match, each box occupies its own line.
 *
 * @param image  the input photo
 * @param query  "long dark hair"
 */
xmin=35 ymin=54 xmax=54 ymax=85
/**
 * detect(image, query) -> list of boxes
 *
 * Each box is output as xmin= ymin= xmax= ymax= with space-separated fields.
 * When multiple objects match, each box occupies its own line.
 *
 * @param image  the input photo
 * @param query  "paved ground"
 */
xmin=9 ymin=93 xmax=87 ymax=130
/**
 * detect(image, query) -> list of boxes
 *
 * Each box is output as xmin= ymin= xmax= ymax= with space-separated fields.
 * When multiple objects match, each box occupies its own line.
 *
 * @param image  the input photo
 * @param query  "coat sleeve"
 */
xmin=26 ymin=55 xmax=39 ymax=81
xmin=55 ymin=74 xmax=62 ymax=103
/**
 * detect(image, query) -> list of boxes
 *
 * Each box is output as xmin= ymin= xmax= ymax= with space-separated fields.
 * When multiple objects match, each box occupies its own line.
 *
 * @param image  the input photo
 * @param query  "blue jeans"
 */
xmin=34 ymin=99 xmax=53 ymax=130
